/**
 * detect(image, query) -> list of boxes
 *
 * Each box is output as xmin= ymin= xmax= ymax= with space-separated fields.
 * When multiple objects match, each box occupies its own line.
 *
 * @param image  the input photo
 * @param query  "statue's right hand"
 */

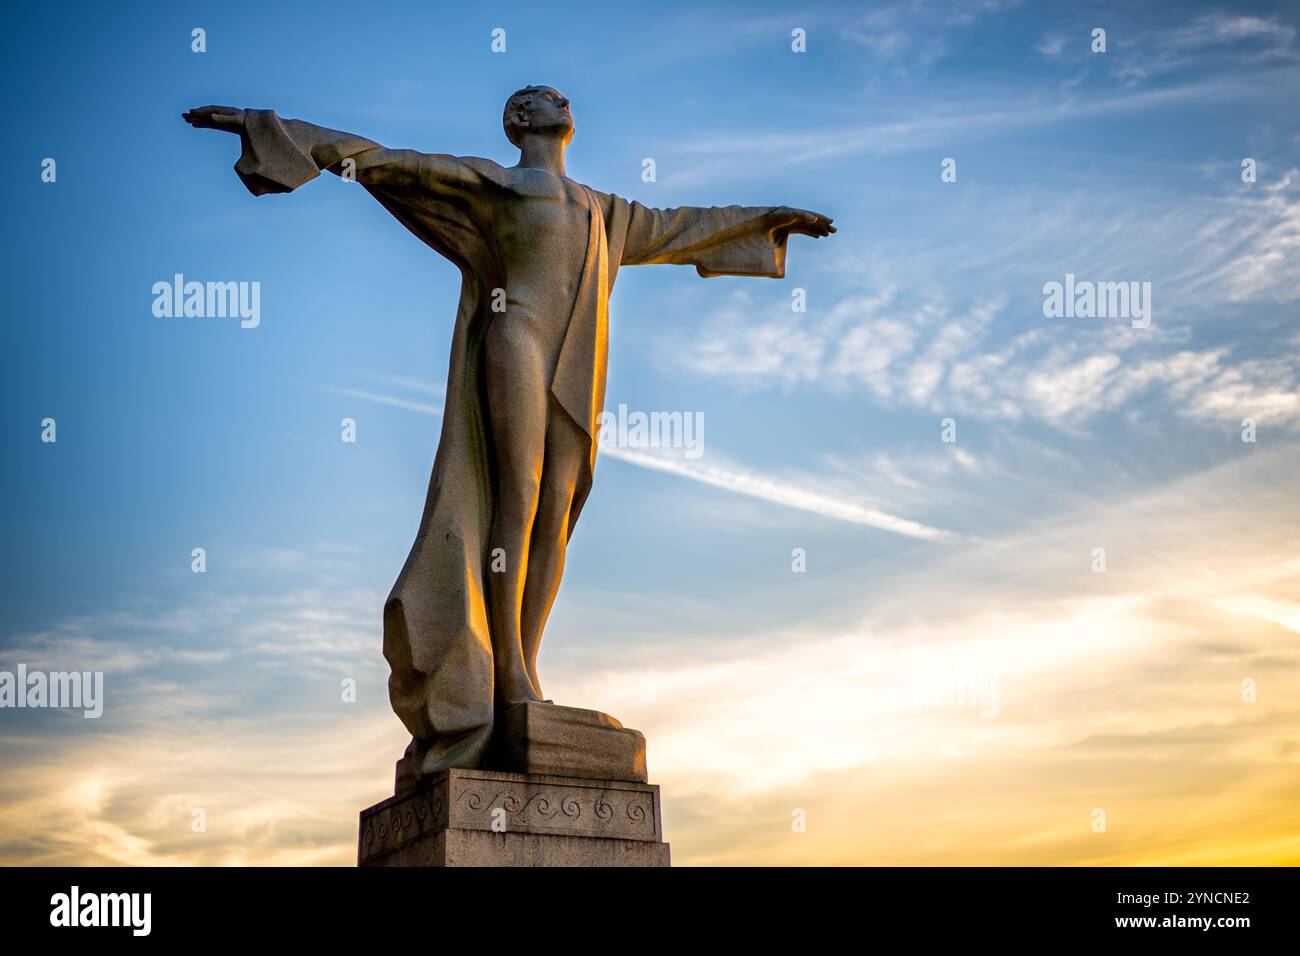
xmin=181 ymin=105 xmax=246 ymax=132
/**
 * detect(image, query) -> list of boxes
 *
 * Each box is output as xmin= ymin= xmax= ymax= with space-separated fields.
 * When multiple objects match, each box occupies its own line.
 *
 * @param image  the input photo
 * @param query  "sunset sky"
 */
xmin=3 ymin=0 xmax=1299 ymax=865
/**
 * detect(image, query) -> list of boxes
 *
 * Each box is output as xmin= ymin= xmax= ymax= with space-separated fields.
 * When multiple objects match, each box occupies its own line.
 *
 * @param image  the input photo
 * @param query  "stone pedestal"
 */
xmin=358 ymin=768 xmax=670 ymax=867
xmin=367 ymin=703 xmax=668 ymax=867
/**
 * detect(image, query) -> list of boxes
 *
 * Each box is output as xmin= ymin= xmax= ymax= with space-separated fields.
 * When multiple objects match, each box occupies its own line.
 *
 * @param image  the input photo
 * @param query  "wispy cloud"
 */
xmin=664 ymin=172 xmax=1300 ymax=431
xmin=1114 ymin=14 xmax=1299 ymax=86
xmin=1036 ymin=33 xmax=1065 ymax=58
xmin=835 ymin=0 xmax=1025 ymax=70
xmin=660 ymin=67 xmax=1299 ymax=185
xmin=673 ymin=288 xmax=1300 ymax=429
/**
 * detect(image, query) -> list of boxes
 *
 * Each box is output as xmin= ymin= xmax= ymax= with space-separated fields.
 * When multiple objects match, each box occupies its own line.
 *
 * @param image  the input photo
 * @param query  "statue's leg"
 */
xmin=483 ymin=320 xmax=549 ymax=707
xmin=519 ymin=404 xmax=587 ymax=695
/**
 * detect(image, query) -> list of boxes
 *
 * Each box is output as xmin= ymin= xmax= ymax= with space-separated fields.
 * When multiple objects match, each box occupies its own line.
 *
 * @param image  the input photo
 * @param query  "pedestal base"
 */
xmin=359 ymin=768 xmax=670 ymax=867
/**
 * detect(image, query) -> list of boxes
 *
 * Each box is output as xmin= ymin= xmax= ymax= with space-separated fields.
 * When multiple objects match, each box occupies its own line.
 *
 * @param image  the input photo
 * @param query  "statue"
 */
xmin=184 ymin=86 xmax=834 ymax=790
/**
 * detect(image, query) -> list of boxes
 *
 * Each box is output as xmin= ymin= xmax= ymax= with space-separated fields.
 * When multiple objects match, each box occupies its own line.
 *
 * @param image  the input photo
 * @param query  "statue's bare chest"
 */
xmin=494 ymin=169 xmax=592 ymax=248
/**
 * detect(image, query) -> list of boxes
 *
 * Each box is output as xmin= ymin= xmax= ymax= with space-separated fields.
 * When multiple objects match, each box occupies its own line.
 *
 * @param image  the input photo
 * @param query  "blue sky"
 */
xmin=3 ymin=0 xmax=1300 ymax=865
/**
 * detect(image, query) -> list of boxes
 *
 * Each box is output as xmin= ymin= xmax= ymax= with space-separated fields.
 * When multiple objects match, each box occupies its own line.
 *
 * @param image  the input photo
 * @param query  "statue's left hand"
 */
xmin=772 ymin=207 xmax=836 ymax=238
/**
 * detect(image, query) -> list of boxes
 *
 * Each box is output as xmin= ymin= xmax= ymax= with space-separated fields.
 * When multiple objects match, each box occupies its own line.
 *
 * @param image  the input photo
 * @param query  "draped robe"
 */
xmin=233 ymin=110 xmax=794 ymax=777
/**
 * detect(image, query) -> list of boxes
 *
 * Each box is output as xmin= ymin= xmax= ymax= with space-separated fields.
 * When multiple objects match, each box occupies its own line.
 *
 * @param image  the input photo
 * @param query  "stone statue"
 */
xmin=184 ymin=86 xmax=834 ymax=792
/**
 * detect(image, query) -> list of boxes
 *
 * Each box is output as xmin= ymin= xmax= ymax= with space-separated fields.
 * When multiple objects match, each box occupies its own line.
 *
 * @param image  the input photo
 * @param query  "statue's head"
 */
xmin=502 ymin=85 xmax=574 ymax=148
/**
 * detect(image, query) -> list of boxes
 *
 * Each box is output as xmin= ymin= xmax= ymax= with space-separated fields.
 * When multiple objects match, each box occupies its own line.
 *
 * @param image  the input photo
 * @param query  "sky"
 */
xmin=2 ymin=0 xmax=1299 ymax=865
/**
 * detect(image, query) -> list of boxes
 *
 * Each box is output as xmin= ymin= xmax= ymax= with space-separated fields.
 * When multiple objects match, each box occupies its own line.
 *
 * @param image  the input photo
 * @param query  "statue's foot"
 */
xmin=495 ymin=678 xmax=543 ymax=708
xmin=497 ymin=696 xmax=544 ymax=709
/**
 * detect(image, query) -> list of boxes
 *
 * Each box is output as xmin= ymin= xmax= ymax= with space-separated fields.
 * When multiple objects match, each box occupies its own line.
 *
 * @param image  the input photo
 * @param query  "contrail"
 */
xmin=332 ymin=385 xmax=959 ymax=542
xmin=599 ymin=444 xmax=960 ymax=543
xmin=326 ymin=387 xmax=443 ymax=417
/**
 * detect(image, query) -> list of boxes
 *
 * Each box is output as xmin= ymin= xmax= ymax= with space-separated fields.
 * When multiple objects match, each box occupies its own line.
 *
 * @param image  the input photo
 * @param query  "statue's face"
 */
xmin=517 ymin=87 xmax=574 ymax=144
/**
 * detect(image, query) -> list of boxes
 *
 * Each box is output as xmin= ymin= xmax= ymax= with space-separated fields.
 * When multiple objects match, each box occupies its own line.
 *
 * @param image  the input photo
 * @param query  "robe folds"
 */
xmin=233 ymin=110 xmax=794 ymax=776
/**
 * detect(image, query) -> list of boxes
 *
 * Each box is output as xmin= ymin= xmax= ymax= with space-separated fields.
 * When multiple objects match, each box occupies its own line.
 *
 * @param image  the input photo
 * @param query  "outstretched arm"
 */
xmin=182 ymin=105 xmax=467 ymax=196
xmin=612 ymin=198 xmax=834 ymax=278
